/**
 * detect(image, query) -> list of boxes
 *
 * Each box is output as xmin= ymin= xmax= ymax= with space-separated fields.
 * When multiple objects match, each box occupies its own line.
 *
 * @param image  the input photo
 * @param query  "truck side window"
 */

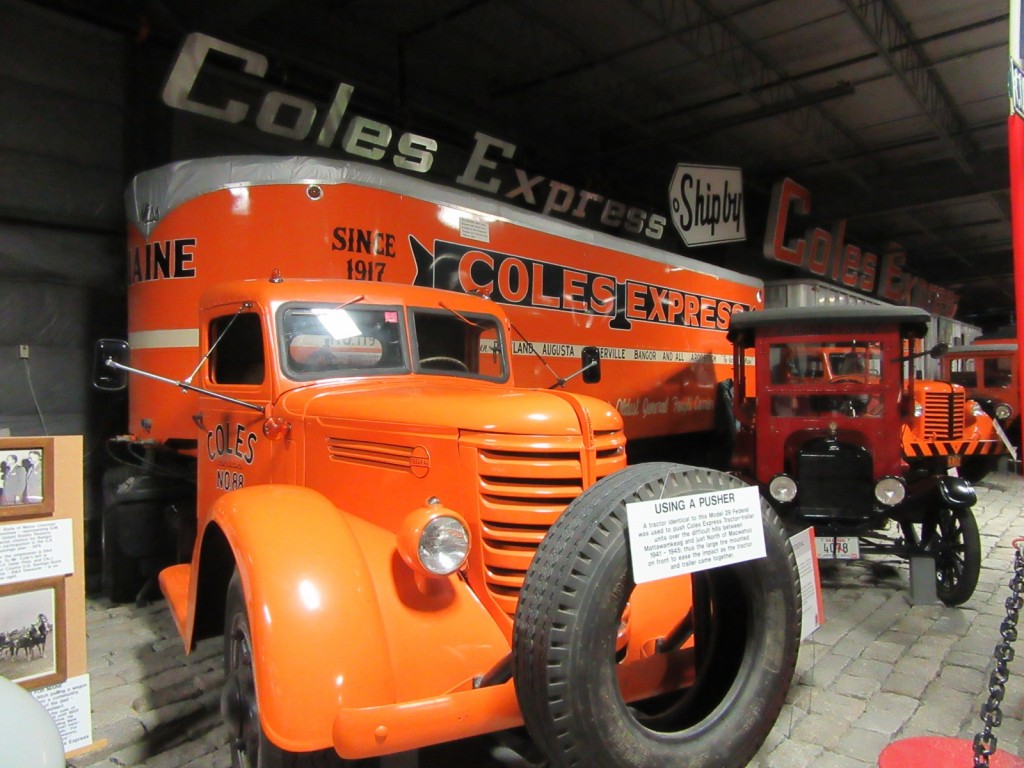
xmin=984 ymin=357 xmax=1011 ymax=388
xmin=210 ymin=313 xmax=265 ymax=385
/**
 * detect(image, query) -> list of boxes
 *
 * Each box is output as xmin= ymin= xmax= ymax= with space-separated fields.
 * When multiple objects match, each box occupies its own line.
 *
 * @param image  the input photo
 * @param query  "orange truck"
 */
xmin=939 ymin=339 xmax=1020 ymax=475
xmin=102 ymin=154 xmax=761 ymax=600
xmin=96 ymin=156 xmax=800 ymax=768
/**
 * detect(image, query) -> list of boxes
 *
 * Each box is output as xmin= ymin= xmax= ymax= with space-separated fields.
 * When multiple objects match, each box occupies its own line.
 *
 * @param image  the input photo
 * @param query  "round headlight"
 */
xmin=397 ymin=504 xmax=471 ymax=577
xmin=913 ymin=402 xmax=924 ymax=418
xmin=768 ymin=474 xmax=797 ymax=503
xmin=995 ymin=403 xmax=1013 ymax=421
xmin=418 ymin=516 xmax=470 ymax=575
xmin=874 ymin=476 xmax=906 ymax=507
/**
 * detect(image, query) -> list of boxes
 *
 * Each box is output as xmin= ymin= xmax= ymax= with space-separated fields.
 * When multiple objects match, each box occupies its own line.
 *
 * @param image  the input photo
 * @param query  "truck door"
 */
xmin=198 ymin=309 xmax=273 ymax=512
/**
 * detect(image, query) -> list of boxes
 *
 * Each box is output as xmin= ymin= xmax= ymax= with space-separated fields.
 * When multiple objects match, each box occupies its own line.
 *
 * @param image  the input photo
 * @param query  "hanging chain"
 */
xmin=973 ymin=539 xmax=1024 ymax=767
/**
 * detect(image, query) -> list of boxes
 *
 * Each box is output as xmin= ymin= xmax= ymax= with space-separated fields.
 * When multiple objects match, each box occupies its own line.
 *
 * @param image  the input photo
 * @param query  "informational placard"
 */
xmin=459 ymin=217 xmax=491 ymax=243
xmin=626 ymin=485 xmax=765 ymax=584
xmin=789 ymin=527 xmax=824 ymax=639
xmin=31 ymin=674 xmax=93 ymax=752
xmin=0 ymin=518 xmax=74 ymax=585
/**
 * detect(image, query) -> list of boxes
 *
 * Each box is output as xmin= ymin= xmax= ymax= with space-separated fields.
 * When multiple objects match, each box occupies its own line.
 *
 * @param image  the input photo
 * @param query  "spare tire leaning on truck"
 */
xmin=513 ymin=462 xmax=802 ymax=768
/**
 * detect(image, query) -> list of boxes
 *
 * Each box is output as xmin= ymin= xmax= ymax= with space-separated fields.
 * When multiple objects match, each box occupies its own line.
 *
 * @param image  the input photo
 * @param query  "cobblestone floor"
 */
xmin=67 ymin=471 xmax=1024 ymax=768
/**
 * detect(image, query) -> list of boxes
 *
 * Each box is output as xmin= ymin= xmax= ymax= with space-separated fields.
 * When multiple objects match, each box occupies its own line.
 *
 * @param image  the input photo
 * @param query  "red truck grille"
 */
xmin=465 ymin=430 xmax=626 ymax=619
xmin=922 ymin=391 xmax=965 ymax=440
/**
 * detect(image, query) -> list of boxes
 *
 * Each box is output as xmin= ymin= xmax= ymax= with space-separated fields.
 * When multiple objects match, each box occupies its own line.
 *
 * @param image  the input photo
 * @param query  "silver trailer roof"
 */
xmin=944 ymin=344 xmax=1018 ymax=355
xmin=126 ymin=155 xmax=763 ymax=290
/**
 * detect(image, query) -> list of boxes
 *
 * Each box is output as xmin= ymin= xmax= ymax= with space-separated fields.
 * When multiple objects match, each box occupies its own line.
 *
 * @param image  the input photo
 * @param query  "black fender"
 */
xmin=936 ymin=474 xmax=976 ymax=509
xmin=898 ymin=473 xmax=975 ymax=521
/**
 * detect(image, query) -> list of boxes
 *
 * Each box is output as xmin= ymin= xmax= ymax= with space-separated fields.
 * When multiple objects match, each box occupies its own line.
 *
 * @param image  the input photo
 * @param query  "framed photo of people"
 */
xmin=0 ymin=437 xmax=54 ymax=519
xmin=0 ymin=576 xmax=66 ymax=689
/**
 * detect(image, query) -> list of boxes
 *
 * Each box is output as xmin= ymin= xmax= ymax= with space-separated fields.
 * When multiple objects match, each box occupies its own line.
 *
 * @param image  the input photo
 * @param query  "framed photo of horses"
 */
xmin=0 ymin=437 xmax=55 ymax=520
xmin=0 ymin=576 xmax=66 ymax=689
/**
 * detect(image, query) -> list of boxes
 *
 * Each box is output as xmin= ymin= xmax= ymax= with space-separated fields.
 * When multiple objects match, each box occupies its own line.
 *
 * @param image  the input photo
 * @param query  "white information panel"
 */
xmin=626 ymin=485 xmax=765 ymax=584
xmin=32 ymin=674 xmax=93 ymax=752
xmin=789 ymin=527 xmax=824 ymax=639
xmin=0 ymin=518 xmax=74 ymax=585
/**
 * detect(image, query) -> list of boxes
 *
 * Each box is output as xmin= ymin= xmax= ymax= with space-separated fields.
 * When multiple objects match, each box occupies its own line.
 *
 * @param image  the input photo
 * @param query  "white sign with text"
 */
xmin=0 ymin=519 xmax=74 ymax=585
xmin=626 ymin=485 xmax=765 ymax=583
xmin=668 ymin=163 xmax=746 ymax=247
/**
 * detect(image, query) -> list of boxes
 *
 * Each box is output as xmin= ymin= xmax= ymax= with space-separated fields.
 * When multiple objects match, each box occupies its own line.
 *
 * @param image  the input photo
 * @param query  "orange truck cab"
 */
xmin=940 ymin=341 xmax=1020 ymax=472
xmin=95 ymin=266 xmax=801 ymax=764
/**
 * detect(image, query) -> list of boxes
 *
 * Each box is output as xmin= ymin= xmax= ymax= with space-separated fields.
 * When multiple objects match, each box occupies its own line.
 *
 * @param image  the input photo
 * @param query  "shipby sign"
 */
xmin=764 ymin=178 xmax=959 ymax=317
xmin=668 ymin=164 xmax=745 ymax=247
xmin=161 ymin=33 xmax=667 ymax=244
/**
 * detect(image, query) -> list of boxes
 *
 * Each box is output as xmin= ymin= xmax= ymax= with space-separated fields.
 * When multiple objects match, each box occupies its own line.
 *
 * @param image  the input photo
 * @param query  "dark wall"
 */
xmin=0 ymin=0 xmax=128 ymax=517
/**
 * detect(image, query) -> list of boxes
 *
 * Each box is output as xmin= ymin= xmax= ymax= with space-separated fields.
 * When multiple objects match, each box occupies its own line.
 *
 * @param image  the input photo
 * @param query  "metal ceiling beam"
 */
xmin=838 ymin=0 xmax=979 ymax=176
xmin=626 ymin=0 xmax=875 ymax=191
xmin=491 ymin=0 xmax=732 ymax=169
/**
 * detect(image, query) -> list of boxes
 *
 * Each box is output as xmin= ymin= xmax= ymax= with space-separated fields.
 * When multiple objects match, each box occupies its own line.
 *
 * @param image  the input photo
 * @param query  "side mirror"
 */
xmin=929 ymin=342 xmax=949 ymax=359
xmin=93 ymin=339 xmax=130 ymax=391
xmin=581 ymin=346 xmax=601 ymax=384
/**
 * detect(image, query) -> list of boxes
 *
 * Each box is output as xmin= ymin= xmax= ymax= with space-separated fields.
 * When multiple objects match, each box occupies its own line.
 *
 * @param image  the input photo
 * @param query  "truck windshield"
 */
xmin=280 ymin=303 xmax=407 ymax=379
xmin=768 ymin=340 xmax=884 ymax=417
xmin=410 ymin=307 xmax=508 ymax=381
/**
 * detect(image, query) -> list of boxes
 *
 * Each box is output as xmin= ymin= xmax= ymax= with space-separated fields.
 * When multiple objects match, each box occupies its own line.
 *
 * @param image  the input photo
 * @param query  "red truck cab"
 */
xmin=728 ymin=305 xmax=981 ymax=606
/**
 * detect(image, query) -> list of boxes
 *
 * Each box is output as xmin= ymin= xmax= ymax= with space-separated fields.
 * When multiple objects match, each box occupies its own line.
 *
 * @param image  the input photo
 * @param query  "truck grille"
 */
xmin=922 ymin=391 xmax=965 ymax=440
xmin=796 ymin=438 xmax=873 ymax=521
xmin=463 ymin=430 xmax=626 ymax=619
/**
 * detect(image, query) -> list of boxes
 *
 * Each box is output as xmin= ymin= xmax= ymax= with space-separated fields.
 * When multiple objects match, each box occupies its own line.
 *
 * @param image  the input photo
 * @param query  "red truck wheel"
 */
xmin=512 ymin=462 xmax=801 ymax=768
xmin=222 ymin=573 xmax=351 ymax=768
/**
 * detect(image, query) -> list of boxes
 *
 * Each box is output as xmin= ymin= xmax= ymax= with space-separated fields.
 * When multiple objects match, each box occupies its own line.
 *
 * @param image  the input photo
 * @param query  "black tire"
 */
xmin=900 ymin=504 xmax=981 ymax=606
xmin=222 ymin=572 xmax=354 ymax=768
xmin=513 ymin=462 xmax=801 ymax=768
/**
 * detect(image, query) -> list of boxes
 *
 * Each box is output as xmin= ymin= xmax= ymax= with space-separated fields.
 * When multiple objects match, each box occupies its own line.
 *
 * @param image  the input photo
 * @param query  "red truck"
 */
xmin=728 ymin=305 xmax=983 ymax=605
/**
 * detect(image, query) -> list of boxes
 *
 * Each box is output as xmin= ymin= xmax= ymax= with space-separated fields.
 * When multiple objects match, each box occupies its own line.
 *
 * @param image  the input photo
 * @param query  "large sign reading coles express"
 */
xmin=764 ymin=178 xmax=959 ymax=318
xmin=160 ymin=33 xmax=668 ymax=244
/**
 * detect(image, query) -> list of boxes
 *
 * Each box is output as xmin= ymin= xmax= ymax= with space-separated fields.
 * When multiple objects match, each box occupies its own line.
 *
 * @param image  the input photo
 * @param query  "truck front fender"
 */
xmin=204 ymin=485 xmax=395 ymax=754
xmin=902 ymin=473 xmax=977 ymax=520
xmin=936 ymin=474 xmax=977 ymax=509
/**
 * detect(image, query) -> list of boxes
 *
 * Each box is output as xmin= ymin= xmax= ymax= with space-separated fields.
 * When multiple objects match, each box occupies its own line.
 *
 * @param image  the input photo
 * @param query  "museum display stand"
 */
xmin=0 ymin=435 xmax=97 ymax=756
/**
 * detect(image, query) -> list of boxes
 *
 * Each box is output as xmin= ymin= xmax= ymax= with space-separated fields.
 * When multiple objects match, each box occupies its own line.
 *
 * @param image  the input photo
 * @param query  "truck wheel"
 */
xmin=513 ymin=463 xmax=801 ymax=768
xmin=900 ymin=504 xmax=981 ymax=606
xmin=222 ymin=572 xmax=353 ymax=768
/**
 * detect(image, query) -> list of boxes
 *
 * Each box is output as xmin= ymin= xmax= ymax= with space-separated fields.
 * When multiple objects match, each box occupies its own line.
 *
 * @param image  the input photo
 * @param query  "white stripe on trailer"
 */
xmin=507 ymin=340 xmax=733 ymax=365
xmin=129 ymin=328 xmax=200 ymax=349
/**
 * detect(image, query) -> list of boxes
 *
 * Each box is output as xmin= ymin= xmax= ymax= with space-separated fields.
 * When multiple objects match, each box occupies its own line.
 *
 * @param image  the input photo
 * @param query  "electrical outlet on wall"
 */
xmin=18 ymin=344 xmax=29 ymax=359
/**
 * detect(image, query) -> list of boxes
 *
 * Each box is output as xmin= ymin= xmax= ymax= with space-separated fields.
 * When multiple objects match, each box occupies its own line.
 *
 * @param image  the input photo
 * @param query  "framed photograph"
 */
xmin=0 ymin=437 xmax=54 ymax=519
xmin=0 ymin=577 xmax=66 ymax=689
